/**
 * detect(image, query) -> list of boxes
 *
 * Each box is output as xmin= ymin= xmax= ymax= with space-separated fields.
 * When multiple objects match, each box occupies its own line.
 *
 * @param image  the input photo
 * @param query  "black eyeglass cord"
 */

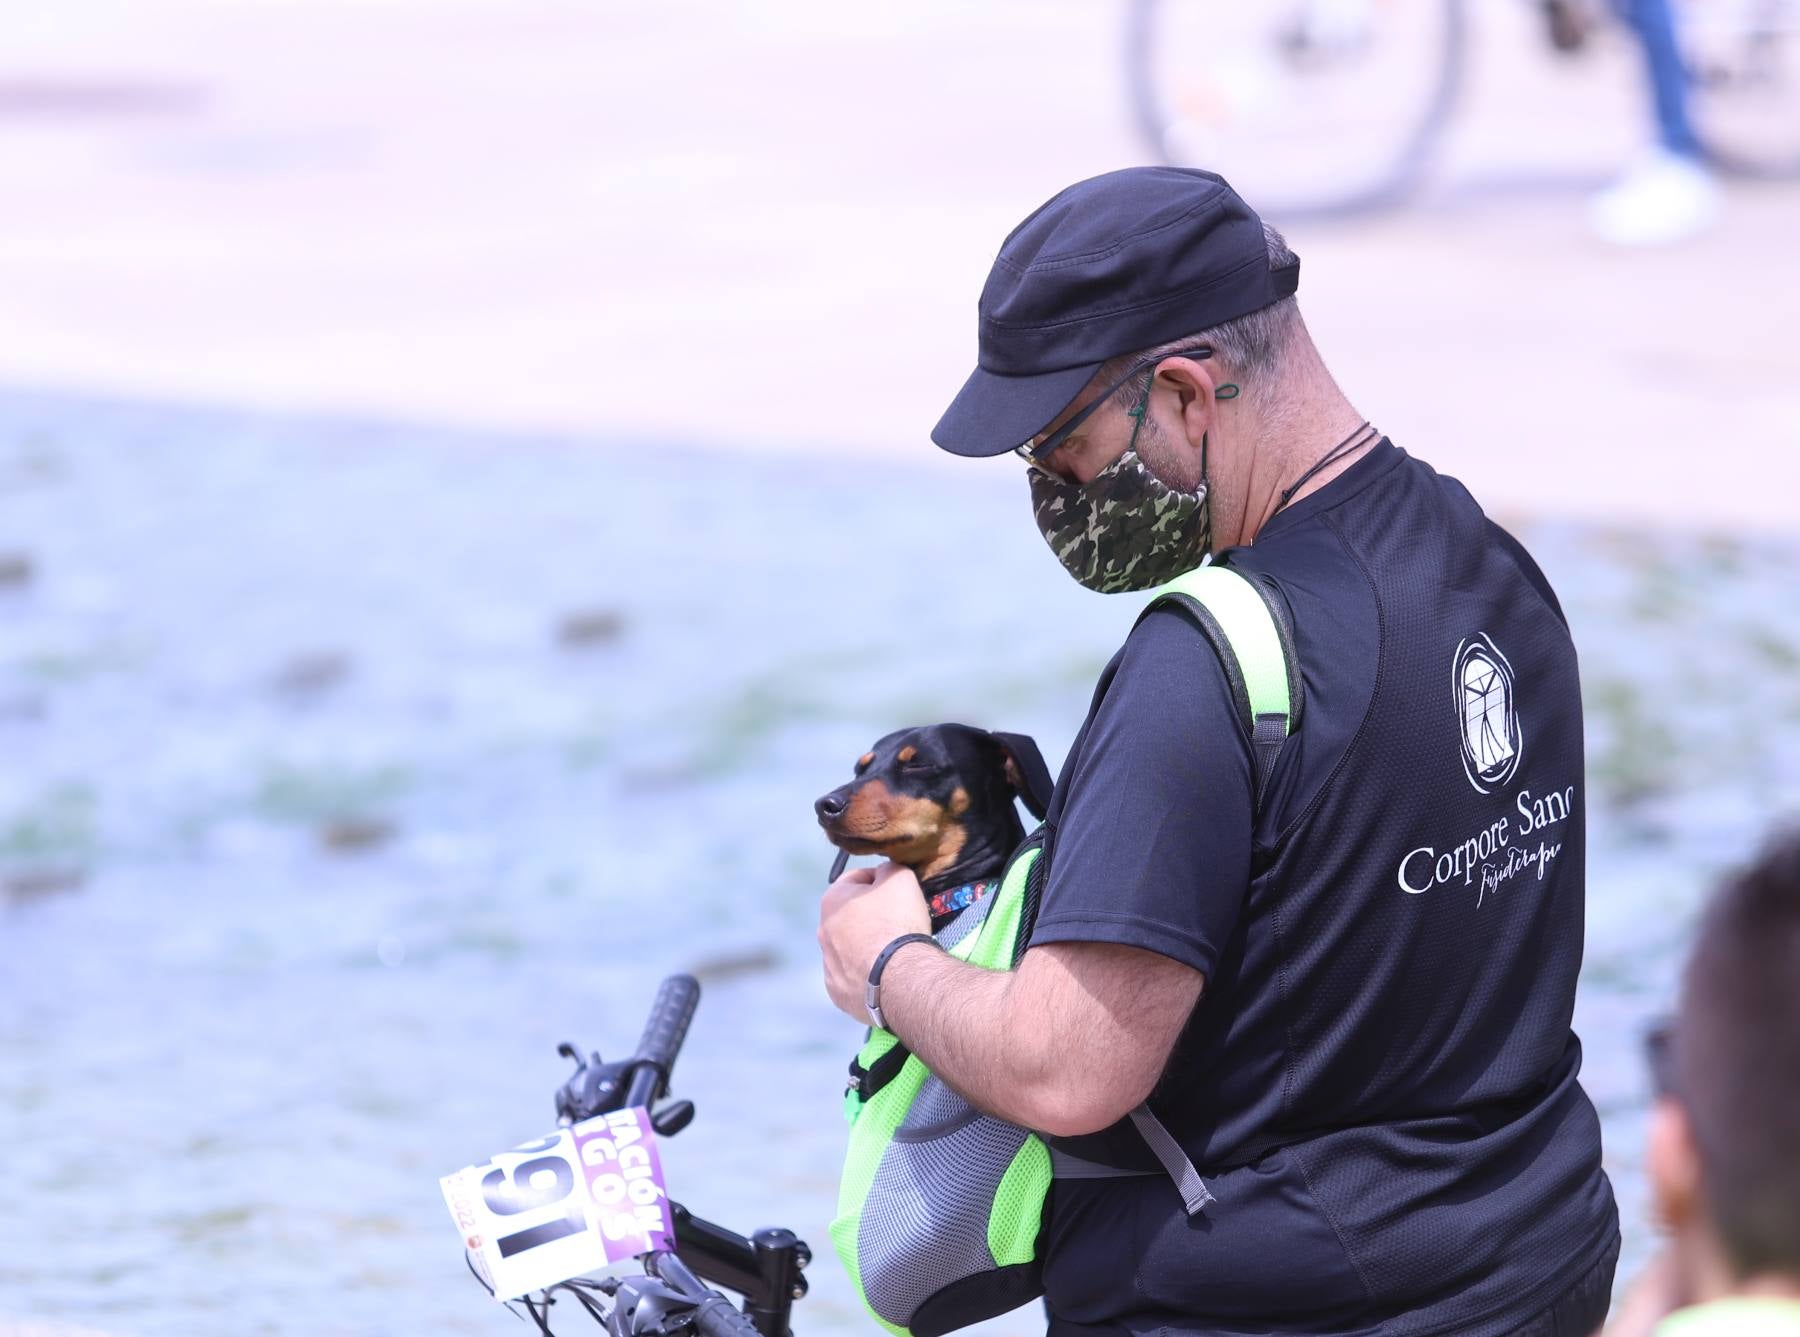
xmin=1270 ymin=421 xmax=1378 ymax=521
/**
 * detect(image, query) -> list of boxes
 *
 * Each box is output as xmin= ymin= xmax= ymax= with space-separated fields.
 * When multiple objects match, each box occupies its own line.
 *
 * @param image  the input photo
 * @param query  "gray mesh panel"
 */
xmin=896 ymin=1073 xmax=979 ymax=1140
xmin=858 ymin=1079 xmax=1030 ymax=1325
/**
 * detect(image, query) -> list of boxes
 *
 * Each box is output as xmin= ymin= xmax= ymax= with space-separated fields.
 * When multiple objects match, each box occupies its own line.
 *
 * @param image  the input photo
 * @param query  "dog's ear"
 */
xmin=989 ymin=731 xmax=1054 ymax=821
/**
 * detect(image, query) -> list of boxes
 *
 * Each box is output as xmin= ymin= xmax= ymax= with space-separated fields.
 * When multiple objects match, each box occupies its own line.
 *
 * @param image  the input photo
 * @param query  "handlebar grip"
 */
xmin=690 ymin=1294 xmax=764 ymax=1337
xmin=646 ymin=1253 xmax=763 ymax=1337
xmin=625 ymin=974 xmax=700 ymax=1107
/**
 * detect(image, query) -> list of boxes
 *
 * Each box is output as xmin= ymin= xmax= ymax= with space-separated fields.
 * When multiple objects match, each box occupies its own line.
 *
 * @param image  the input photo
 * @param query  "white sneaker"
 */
xmin=1589 ymin=148 xmax=1722 ymax=246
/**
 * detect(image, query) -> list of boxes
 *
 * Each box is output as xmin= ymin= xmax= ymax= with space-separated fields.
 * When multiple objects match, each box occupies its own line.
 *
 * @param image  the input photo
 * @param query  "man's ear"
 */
xmin=990 ymin=731 xmax=1054 ymax=821
xmin=1153 ymin=355 xmax=1222 ymax=459
xmin=1648 ymin=1096 xmax=1703 ymax=1231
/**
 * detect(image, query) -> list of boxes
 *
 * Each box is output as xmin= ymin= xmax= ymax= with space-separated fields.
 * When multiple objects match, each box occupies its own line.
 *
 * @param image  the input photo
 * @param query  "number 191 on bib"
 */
xmin=440 ymin=1106 xmax=675 ymax=1300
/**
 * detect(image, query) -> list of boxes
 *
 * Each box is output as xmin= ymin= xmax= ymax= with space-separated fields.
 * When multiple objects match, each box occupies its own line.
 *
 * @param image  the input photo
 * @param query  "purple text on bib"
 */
xmin=571 ymin=1106 xmax=675 ymax=1263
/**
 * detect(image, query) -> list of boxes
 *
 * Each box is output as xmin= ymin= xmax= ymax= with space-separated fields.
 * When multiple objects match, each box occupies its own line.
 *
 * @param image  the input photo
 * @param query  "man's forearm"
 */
xmin=875 ymin=940 xmax=1067 ymax=1130
xmin=817 ymin=862 xmax=1203 ymax=1136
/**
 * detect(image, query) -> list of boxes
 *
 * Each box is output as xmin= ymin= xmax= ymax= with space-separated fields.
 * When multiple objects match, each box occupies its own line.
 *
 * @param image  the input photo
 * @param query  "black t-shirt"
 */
xmin=1028 ymin=441 xmax=1618 ymax=1337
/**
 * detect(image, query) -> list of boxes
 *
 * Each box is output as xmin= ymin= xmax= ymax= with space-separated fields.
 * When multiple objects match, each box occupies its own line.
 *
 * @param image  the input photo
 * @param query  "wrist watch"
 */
xmin=865 ymin=933 xmax=938 ymax=1031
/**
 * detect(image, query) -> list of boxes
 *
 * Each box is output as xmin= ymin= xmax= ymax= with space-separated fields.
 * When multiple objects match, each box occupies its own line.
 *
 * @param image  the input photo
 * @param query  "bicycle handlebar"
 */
xmin=647 ymin=1253 xmax=766 ymax=1337
xmin=624 ymin=973 xmax=700 ymax=1109
xmin=504 ymin=974 xmax=808 ymax=1336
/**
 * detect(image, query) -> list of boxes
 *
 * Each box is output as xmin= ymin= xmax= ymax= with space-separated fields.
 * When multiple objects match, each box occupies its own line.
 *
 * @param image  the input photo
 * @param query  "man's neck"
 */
xmin=1221 ymin=387 xmax=1370 ymax=549
xmin=1690 ymin=1272 xmax=1800 ymax=1309
xmin=1731 ymin=1278 xmax=1800 ymax=1302
xmin=1675 ymin=1224 xmax=1800 ymax=1309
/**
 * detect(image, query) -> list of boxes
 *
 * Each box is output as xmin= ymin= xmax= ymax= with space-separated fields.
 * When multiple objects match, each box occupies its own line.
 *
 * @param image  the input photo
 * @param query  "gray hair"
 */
xmin=1103 ymin=223 xmax=1302 ymax=413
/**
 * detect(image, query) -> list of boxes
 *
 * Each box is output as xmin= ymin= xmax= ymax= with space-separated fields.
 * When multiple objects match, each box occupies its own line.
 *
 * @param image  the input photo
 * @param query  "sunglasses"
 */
xmin=1015 ymin=344 xmax=1217 ymax=463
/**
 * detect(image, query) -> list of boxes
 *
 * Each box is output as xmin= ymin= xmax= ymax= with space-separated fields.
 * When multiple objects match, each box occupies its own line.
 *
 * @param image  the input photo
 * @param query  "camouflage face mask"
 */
xmin=1027 ymin=432 xmax=1212 ymax=594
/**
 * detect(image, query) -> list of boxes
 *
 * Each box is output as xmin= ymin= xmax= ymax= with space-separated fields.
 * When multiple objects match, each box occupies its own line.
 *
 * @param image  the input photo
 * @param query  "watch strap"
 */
xmin=865 ymin=932 xmax=937 ymax=1031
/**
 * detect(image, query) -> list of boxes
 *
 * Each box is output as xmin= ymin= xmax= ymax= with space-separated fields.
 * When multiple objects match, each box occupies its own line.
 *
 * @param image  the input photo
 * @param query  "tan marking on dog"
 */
xmin=949 ymin=786 xmax=970 ymax=815
xmin=917 ymin=821 xmax=968 ymax=886
xmin=896 ymin=745 xmax=916 ymax=763
xmin=857 ymin=751 xmax=875 ymax=769
xmin=835 ymin=783 xmax=950 ymax=868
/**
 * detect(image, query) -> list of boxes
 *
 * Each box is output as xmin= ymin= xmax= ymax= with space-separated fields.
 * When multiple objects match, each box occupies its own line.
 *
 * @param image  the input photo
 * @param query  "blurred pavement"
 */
xmin=3 ymin=0 xmax=1797 ymax=530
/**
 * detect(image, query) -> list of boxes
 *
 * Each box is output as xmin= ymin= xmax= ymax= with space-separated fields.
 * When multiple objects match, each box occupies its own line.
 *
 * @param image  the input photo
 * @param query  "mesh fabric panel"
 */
xmin=831 ymin=1051 xmax=930 ymax=1332
xmin=859 ymin=1099 xmax=1034 ymax=1325
xmin=988 ymin=1135 xmax=1051 ymax=1268
xmin=834 ymin=839 xmax=1048 ymax=1335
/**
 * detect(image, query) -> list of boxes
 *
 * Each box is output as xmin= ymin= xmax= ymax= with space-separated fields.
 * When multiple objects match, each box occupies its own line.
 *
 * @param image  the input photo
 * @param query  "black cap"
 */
xmin=932 ymin=167 xmax=1299 ymax=458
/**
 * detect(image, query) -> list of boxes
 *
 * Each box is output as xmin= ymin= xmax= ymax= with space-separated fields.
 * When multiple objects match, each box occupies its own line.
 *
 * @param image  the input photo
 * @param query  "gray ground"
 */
xmin=3 ymin=392 xmax=1798 ymax=1336
xmin=4 ymin=0 xmax=1799 ymax=1332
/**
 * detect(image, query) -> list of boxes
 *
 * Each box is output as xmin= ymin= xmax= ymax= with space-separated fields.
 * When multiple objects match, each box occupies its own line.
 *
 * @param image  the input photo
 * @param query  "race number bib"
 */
xmin=440 ymin=1106 xmax=675 ymax=1301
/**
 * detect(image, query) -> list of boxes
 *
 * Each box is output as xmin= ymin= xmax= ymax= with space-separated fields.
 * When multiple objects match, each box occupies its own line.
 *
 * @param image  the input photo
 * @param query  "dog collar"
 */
xmin=929 ymin=879 xmax=996 ymax=919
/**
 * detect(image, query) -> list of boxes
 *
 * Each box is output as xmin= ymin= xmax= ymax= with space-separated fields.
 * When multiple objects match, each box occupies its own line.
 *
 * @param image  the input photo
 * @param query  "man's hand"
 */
xmin=818 ymin=861 xmax=931 ymax=1023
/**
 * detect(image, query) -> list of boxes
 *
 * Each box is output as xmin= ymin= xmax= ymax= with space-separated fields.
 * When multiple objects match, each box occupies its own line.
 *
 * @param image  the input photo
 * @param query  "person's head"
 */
xmin=1648 ymin=827 xmax=1800 ymax=1300
xmin=1032 ymin=222 xmax=1303 ymax=482
xmin=931 ymin=167 xmax=1360 ymax=592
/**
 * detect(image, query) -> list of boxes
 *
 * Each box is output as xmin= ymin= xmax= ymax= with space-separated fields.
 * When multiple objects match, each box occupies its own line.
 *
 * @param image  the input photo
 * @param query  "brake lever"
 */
xmin=651 ymin=1100 xmax=696 ymax=1137
xmin=556 ymin=1044 xmax=698 ymax=1136
xmin=605 ymin=1274 xmax=702 ymax=1337
xmin=555 ymin=1043 xmax=635 ymax=1124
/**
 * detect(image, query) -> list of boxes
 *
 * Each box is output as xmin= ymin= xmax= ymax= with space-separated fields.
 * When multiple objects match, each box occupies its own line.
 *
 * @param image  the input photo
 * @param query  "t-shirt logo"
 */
xmin=1455 ymin=635 xmax=1522 ymax=794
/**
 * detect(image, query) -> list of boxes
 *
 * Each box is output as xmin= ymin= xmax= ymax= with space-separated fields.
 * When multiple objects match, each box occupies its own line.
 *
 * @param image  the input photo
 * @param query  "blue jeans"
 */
xmin=1618 ymin=0 xmax=1706 ymax=158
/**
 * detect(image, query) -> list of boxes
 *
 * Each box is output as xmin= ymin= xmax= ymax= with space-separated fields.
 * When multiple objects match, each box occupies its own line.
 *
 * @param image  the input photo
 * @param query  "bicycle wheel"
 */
xmin=1680 ymin=0 xmax=1800 ymax=177
xmin=1124 ymin=0 xmax=1468 ymax=220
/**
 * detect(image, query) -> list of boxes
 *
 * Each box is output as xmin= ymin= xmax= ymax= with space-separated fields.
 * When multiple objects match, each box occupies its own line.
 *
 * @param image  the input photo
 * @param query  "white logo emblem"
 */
xmin=1455 ymin=635 xmax=1522 ymax=794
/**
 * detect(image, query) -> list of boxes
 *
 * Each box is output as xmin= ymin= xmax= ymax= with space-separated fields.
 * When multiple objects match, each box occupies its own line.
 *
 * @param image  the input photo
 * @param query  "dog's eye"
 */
xmin=900 ymin=760 xmax=938 ymax=775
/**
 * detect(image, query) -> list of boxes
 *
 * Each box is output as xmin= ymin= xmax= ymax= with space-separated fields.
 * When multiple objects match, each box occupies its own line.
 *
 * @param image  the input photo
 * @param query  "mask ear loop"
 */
xmin=1127 ymin=369 xmax=1232 ymax=474
xmin=1136 ymin=370 xmax=1215 ymax=499
xmin=1201 ymin=383 xmax=1234 ymax=478
xmin=1123 ymin=368 xmax=1155 ymax=454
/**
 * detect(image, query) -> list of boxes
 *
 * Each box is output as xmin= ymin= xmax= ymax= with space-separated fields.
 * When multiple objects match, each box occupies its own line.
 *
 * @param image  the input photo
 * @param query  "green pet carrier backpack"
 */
xmin=830 ymin=564 xmax=1301 ymax=1337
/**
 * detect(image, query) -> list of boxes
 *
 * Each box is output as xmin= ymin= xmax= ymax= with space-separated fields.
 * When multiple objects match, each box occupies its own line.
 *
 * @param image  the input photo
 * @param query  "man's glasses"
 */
xmin=1015 ymin=344 xmax=1216 ymax=463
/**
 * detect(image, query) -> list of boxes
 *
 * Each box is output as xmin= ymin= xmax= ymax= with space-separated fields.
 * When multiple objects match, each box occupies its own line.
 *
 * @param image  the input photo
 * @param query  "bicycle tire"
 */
xmin=1122 ymin=0 xmax=1469 ymax=220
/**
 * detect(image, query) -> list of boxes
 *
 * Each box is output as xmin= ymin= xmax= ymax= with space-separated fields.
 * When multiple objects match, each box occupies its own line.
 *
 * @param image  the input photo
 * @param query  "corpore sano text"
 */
xmin=1397 ymin=785 xmax=1577 ymax=908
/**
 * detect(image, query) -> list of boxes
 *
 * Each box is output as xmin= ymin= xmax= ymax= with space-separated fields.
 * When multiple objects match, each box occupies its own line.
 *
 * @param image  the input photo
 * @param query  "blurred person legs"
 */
xmin=1591 ymin=0 xmax=1722 ymax=244
xmin=1598 ymin=828 xmax=1800 ymax=1337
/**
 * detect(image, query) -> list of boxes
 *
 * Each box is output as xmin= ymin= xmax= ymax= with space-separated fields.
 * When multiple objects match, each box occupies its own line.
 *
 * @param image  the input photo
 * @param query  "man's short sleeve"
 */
xmin=1027 ymin=606 xmax=1255 ymax=977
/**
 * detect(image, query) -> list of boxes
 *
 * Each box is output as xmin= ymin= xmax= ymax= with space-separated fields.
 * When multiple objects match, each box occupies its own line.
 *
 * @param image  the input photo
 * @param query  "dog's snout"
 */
xmin=816 ymin=790 xmax=850 ymax=821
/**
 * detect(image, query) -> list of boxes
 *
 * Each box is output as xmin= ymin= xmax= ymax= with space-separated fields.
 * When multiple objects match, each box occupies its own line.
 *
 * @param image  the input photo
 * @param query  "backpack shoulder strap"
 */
xmin=1138 ymin=564 xmax=1301 ymax=807
xmin=1055 ymin=564 xmax=1302 ymax=1214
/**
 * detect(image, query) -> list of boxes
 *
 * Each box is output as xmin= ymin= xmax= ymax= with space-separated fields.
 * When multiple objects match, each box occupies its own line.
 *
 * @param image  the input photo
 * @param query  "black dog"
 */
xmin=815 ymin=725 xmax=1053 ymax=924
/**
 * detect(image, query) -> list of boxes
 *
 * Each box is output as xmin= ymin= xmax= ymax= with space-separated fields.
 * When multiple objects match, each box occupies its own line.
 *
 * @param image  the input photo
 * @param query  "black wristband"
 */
xmin=865 ymin=933 xmax=937 ymax=1032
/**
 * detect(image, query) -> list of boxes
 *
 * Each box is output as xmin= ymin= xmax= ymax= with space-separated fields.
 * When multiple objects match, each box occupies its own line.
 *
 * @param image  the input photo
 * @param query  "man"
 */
xmin=1601 ymin=831 xmax=1800 ymax=1337
xmin=818 ymin=167 xmax=1619 ymax=1335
